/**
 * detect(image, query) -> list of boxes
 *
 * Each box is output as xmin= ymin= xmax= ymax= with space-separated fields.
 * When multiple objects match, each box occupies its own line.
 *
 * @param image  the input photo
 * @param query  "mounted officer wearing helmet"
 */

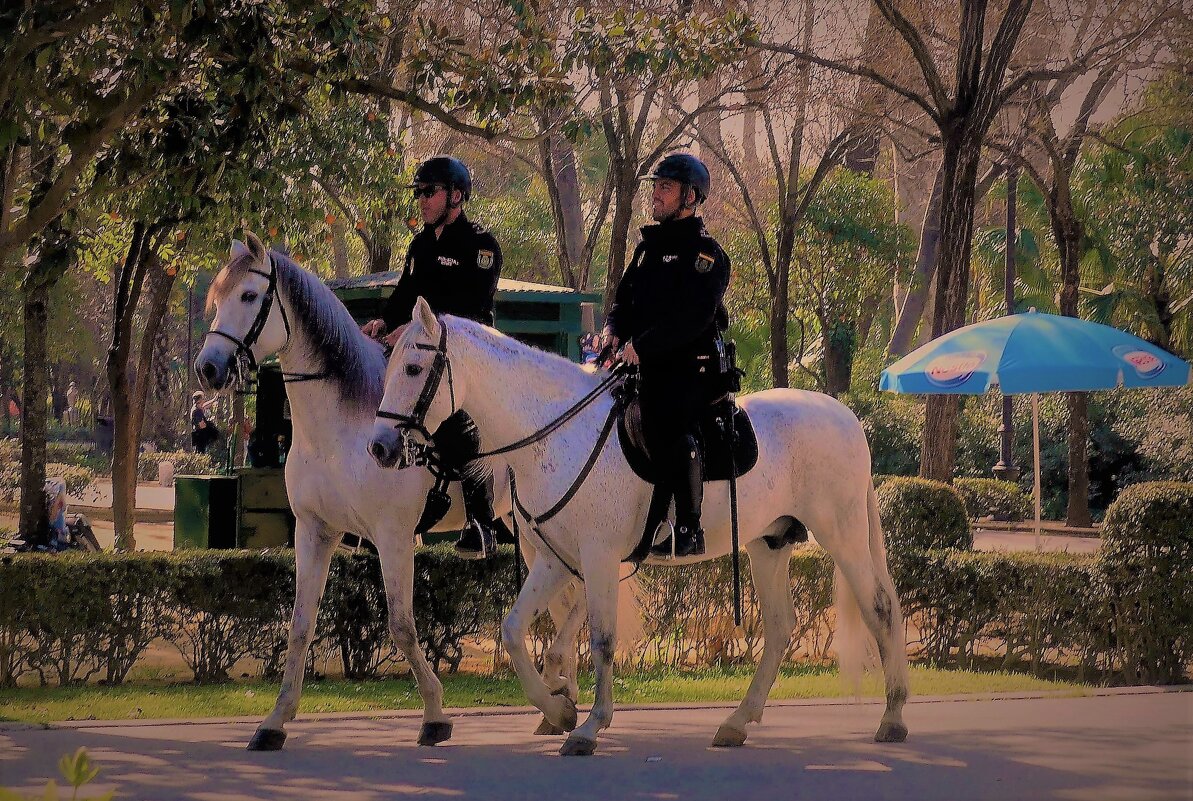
xmin=362 ymin=155 xmax=507 ymax=559
xmin=603 ymin=152 xmax=732 ymax=558
xmin=645 ymin=153 xmax=711 ymax=219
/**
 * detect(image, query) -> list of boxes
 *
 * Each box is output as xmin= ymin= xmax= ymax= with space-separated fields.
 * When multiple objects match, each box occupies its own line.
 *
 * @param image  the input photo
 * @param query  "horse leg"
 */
xmin=835 ymin=549 xmax=906 ymax=744
xmin=374 ymin=536 xmax=452 ymax=745
xmin=500 ymin=556 xmax=577 ymax=732
xmin=535 ymin=581 xmax=585 ymax=735
xmin=561 ymin=556 xmax=619 ymax=756
xmin=712 ymin=538 xmax=797 ymax=748
xmin=249 ymin=517 xmax=337 ymax=751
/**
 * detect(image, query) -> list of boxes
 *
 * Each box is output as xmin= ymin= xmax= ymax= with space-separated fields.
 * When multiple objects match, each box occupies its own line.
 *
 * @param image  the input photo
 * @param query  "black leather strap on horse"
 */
xmin=475 ymin=368 xmax=625 ymax=459
xmin=506 ymin=397 xmax=624 ymax=582
xmin=203 ymin=255 xmax=330 ymax=384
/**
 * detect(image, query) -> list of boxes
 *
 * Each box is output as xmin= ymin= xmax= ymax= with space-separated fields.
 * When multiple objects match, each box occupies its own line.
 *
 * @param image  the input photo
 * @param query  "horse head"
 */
xmin=195 ymin=232 xmax=290 ymax=392
xmin=370 ymin=297 xmax=459 ymax=469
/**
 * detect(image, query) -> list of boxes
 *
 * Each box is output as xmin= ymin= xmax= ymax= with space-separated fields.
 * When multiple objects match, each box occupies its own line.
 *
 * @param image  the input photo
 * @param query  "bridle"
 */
xmin=374 ymin=316 xmax=624 ymax=468
xmin=375 ymin=321 xmax=456 ymax=447
xmin=203 ymin=251 xmax=325 ymax=384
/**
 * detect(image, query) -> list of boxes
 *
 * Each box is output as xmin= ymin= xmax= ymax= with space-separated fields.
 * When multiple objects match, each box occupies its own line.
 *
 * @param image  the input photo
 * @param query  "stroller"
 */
xmin=3 ymin=477 xmax=101 ymax=553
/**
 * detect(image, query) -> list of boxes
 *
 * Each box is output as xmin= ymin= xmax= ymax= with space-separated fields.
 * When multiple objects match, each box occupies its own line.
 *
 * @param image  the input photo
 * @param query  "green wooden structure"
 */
xmin=175 ymin=275 xmax=599 ymax=549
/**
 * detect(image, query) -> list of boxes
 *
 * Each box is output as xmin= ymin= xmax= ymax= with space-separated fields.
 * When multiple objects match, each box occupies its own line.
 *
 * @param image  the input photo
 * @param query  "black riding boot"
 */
xmin=650 ymin=436 xmax=705 ymax=558
xmin=457 ymin=469 xmax=498 ymax=559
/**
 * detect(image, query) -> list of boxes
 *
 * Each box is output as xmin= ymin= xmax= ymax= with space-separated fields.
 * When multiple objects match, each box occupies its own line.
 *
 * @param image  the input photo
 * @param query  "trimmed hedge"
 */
xmin=0 ymin=463 xmax=95 ymax=504
xmin=954 ymin=477 xmax=1032 ymax=522
xmin=1100 ymin=482 xmax=1193 ymax=684
xmin=877 ymin=476 xmax=972 ymax=552
xmin=0 ymin=546 xmax=518 ymax=687
xmin=2 ymin=514 xmax=1190 ymax=685
xmin=137 ymin=451 xmax=216 ymax=482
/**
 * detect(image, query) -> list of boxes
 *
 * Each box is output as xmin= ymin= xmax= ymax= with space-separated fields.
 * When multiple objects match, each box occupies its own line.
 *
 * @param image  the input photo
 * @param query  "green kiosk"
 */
xmin=175 ymin=275 xmax=599 ymax=549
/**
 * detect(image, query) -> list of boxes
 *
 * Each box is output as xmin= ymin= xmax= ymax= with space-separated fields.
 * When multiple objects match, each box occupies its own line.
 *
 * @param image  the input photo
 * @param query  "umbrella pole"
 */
xmin=1032 ymin=393 xmax=1042 ymax=553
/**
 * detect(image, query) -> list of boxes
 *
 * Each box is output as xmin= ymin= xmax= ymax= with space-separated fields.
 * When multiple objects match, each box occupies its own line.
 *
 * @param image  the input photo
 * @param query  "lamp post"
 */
xmin=993 ymin=162 xmax=1020 ymax=483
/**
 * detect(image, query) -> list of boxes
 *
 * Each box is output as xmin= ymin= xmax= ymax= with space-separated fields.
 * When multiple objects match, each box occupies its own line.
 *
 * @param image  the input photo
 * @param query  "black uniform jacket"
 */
xmin=381 ymin=213 xmax=503 ymax=330
xmin=605 ymin=215 xmax=730 ymax=369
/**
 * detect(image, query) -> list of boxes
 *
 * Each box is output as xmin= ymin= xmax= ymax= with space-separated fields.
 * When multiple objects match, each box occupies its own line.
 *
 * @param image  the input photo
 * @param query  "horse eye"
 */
xmin=241 ymin=290 xmax=258 ymax=303
xmin=405 ymin=364 xmax=423 ymax=377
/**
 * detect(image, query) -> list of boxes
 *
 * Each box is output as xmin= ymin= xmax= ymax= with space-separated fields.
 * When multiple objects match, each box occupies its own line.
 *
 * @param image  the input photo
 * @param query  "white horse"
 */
xmin=196 ymin=234 xmax=584 ymax=750
xmin=370 ymin=299 xmax=910 ymax=756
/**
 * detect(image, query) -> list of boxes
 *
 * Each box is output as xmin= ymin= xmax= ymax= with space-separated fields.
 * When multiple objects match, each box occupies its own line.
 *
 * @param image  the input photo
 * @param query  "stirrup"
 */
xmin=456 ymin=519 xmax=497 ymax=560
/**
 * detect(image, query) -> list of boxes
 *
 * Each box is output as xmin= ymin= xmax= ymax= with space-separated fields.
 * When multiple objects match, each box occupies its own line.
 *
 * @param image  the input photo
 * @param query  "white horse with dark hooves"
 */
xmin=370 ymin=299 xmax=910 ymax=756
xmin=195 ymin=234 xmax=583 ymax=751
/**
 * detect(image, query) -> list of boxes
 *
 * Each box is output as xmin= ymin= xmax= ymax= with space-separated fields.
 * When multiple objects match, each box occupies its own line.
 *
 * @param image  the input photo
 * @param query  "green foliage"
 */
xmin=137 ymin=451 xmax=215 ymax=482
xmin=877 ymin=477 xmax=973 ymax=553
xmin=0 ymin=463 xmax=94 ymax=504
xmin=953 ymin=478 xmax=1032 ymax=522
xmin=1099 ymin=482 xmax=1193 ymax=684
xmin=843 ymin=390 xmax=923 ymax=477
xmin=0 ymin=747 xmax=112 ymax=801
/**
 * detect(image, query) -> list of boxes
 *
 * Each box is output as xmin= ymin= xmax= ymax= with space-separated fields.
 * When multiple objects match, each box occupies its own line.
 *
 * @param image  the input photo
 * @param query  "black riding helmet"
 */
xmin=645 ymin=153 xmax=710 ymax=205
xmin=411 ymin=156 xmax=472 ymax=202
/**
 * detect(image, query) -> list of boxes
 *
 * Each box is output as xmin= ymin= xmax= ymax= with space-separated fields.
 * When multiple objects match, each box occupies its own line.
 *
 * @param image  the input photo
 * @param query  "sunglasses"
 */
xmin=412 ymin=185 xmax=444 ymax=199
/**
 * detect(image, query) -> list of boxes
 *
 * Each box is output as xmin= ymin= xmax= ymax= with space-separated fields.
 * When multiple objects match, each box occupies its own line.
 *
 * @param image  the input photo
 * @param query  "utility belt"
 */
xmin=638 ymin=335 xmax=743 ymax=399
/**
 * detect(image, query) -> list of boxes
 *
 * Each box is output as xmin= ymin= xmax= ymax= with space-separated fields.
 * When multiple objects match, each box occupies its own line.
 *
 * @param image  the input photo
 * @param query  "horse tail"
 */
xmin=833 ymin=480 xmax=890 ymax=693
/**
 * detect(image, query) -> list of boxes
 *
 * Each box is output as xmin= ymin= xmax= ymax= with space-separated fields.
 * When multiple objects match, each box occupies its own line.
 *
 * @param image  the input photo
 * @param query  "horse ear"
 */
xmin=245 ymin=231 xmax=268 ymax=265
xmin=414 ymin=297 xmax=437 ymax=336
xmin=230 ymin=239 xmax=250 ymax=260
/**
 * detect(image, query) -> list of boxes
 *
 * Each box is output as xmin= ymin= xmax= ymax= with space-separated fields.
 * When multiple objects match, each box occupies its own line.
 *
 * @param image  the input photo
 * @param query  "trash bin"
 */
xmin=94 ymin=415 xmax=113 ymax=454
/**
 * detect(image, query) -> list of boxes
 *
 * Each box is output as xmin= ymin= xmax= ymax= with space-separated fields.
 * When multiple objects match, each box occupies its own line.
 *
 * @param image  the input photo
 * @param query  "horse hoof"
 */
xmin=418 ymin=721 xmax=454 ymax=746
xmin=534 ymin=717 xmax=565 ymax=736
xmin=559 ymin=735 xmax=597 ymax=756
xmin=874 ymin=722 xmax=908 ymax=743
xmin=247 ymin=728 xmax=287 ymax=751
xmin=711 ymin=725 xmax=747 ymax=747
xmin=553 ymin=694 xmax=578 ymax=732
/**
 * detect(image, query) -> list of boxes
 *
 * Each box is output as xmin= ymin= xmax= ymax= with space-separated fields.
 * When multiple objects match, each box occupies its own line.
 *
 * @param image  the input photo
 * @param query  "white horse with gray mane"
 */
xmin=370 ymin=299 xmax=910 ymax=756
xmin=195 ymin=234 xmax=583 ymax=750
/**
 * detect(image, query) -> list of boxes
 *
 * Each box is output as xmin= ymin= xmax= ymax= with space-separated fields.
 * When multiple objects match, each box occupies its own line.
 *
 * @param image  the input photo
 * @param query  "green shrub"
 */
xmin=138 ymin=451 xmax=216 ymax=482
xmin=954 ymin=477 xmax=1032 ymax=522
xmin=0 ymin=463 xmax=95 ymax=504
xmin=1099 ymin=481 xmax=1193 ymax=685
xmin=877 ymin=477 xmax=972 ymax=552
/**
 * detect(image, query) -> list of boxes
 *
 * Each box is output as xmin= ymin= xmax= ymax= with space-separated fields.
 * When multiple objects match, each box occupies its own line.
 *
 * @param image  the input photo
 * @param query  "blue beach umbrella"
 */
xmin=881 ymin=310 xmax=1191 ymax=548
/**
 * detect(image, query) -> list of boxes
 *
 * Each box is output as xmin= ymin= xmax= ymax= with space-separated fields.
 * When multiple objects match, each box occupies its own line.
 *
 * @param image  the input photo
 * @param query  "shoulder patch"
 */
xmin=477 ymin=249 xmax=495 ymax=269
xmin=695 ymin=252 xmax=715 ymax=273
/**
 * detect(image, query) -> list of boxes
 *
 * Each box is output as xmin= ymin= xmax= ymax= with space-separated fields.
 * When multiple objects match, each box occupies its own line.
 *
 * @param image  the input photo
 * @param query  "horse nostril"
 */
xmin=370 ymin=441 xmax=388 ymax=461
xmin=201 ymin=361 xmax=217 ymax=380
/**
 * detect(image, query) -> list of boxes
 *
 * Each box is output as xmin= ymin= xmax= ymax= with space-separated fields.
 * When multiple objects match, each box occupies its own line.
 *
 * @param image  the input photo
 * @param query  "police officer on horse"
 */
xmin=603 ymin=153 xmax=731 ymax=558
xmin=363 ymin=155 xmax=505 ymax=558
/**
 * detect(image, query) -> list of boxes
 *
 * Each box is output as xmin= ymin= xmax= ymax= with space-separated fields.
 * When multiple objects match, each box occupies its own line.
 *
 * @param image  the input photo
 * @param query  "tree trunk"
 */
xmin=540 ymin=126 xmax=585 ymax=289
xmin=822 ymin=322 xmax=856 ymax=396
xmin=888 ymin=164 xmax=944 ymax=357
xmin=331 ymin=216 xmax=350 ymax=278
xmin=601 ymin=165 xmax=638 ymax=320
xmin=1051 ymin=191 xmax=1091 ymax=527
xmin=768 ymin=272 xmax=789 ymax=388
xmin=107 ymin=223 xmax=154 ymax=550
xmin=18 ymin=224 xmax=72 ymax=541
xmin=920 ymin=131 xmax=984 ymax=482
xmin=368 ymin=239 xmax=392 ymax=274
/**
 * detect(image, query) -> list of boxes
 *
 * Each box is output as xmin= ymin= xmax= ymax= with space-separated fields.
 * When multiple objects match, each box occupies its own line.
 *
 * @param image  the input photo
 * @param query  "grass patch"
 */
xmin=0 ymin=665 xmax=1087 ymax=725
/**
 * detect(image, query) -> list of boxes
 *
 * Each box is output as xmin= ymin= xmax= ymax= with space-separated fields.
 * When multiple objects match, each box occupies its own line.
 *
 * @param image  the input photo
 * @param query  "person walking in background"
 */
xmin=190 ymin=391 xmax=219 ymax=454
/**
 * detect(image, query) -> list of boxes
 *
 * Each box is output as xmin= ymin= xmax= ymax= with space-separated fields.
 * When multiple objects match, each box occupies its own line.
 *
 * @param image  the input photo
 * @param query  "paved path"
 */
xmin=2 ymin=690 xmax=1189 ymax=801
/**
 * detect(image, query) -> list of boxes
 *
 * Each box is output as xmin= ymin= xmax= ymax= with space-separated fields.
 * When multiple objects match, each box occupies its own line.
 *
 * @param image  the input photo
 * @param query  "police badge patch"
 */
xmin=695 ymin=252 xmax=715 ymax=273
xmin=477 ymin=250 xmax=495 ymax=269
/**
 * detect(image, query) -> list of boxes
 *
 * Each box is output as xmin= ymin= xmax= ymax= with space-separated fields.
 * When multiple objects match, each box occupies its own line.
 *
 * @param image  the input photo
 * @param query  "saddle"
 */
xmin=617 ymin=396 xmax=758 ymax=484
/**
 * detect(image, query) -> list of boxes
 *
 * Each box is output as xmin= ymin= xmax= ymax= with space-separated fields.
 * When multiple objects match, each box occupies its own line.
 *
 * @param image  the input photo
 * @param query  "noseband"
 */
xmin=375 ymin=321 xmax=456 ymax=443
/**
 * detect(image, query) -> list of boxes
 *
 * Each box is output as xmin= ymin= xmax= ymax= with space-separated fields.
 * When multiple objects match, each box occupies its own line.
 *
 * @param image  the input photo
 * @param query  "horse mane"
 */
xmin=268 ymin=251 xmax=386 ymax=409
